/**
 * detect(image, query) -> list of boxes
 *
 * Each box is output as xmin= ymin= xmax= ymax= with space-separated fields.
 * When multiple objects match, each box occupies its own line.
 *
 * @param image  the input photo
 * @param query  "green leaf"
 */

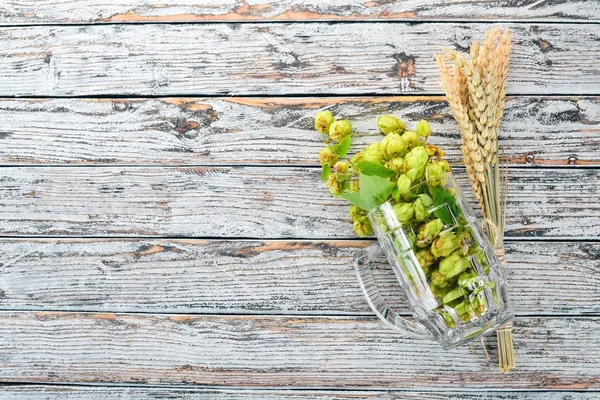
xmin=338 ymin=173 xmax=396 ymax=212
xmin=358 ymin=173 xmax=396 ymax=211
xmin=339 ymin=191 xmax=371 ymax=211
xmin=321 ymin=163 xmax=331 ymax=181
xmin=357 ymin=161 xmax=396 ymax=178
xmin=430 ymin=186 xmax=462 ymax=225
xmin=337 ymin=135 xmax=352 ymax=158
xmin=391 ymin=186 xmax=400 ymax=202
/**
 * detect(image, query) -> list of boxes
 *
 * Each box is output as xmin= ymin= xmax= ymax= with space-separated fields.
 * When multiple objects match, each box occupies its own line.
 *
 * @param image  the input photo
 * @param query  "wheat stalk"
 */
xmin=437 ymin=27 xmax=513 ymax=373
xmin=436 ymin=54 xmax=485 ymax=209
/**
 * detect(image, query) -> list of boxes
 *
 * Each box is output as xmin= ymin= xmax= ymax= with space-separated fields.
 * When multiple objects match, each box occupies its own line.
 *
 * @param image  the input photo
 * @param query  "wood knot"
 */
xmin=534 ymin=39 xmax=554 ymax=53
xmin=525 ymin=153 xmax=535 ymax=164
xmin=392 ymin=53 xmax=416 ymax=78
xmin=391 ymin=53 xmax=415 ymax=92
xmin=175 ymin=120 xmax=201 ymax=138
xmin=112 ymin=101 xmax=131 ymax=112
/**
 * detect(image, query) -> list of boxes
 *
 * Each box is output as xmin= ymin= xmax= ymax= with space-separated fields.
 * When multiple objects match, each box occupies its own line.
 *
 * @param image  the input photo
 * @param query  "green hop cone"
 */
xmin=365 ymin=142 xmax=381 ymax=152
xmin=438 ymin=308 xmax=457 ymax=328
xmin=319 ymin=146 xmax=339 ymax=166
xmin=416 ymin=218 xmax=444 ymax=247
xmin=329 ymin=119 xmax=352 ymax=142
xmin=380 ymin=133 xmax=408 ymax=159
xmin=406 ymin=230 xmax=417 ymax=247
xmin=416 ymin=249 xmax=436 ymax=274
xmin=454 ymin=297 xmax=485 ymax=321
xmin=473 ymin=247 xmax=490 ymax=274
xmin=349 ymin=179 xmax=360 ymax=193
xmin=403 ymin=146 xmax=428 ymax=181
xmin=431 ymin=270 xmax=452 ymax=288
xmin=314 ymin=110 xmax=334 ymax=134
xmin=401 ymin=130 xmax=420 ymax=149
xmin=425 ymin=160 xmax=450 ymax=188
xmin=333 ymin=161 xmax=349 ymax=174
xmin=455 ymin=228 xmax=473 ymax=255
xmin=416 ymin=119 xmax=432 ymax=138
xmin=430 ymin=281 xmax=451 ymax=299
xmin=413 ymin=193 xmax=433 ymax=221
xmin=439 ymin=250 xmax=471 ymax=279
xmin=442 ymin=287 xmax=467 ymax=305
xmin=377 ymin=115 xmax=405 ymax=135
xmin=363 ymin=149 xmax=384 ymax=164
xmin=426 ymin=144 xmax=445 ymax=159
xmin=349 ymin=204 xmax=363 ymax=221
xmin=353 ymin=216 xmax=373 ymax=237
xmin=396 ymin=174 xmax=412 ymax=195
xmin=430 ymin=231 xmax=459 ymax=258
xmin=457 ymin=268 xmax=479 ymax=288
xmin=425 ymin=163 xmax=445 ymax=188
xmin=326 ymin=172 xmax=345 ymax=195
xmin=351 ymin=145 xmax=383 ymax=167
xmin=392 ymin=203 xmax=414 ymax=225
xmin=386 ymin=157 xmax=404 ymax=173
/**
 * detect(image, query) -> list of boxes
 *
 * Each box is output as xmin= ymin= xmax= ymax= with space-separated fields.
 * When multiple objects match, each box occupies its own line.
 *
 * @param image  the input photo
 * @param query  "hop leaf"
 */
xmin=339 ymin=173 xmax=395 ymax=212
xmin=321 ymin=163 xmax=331 ymax=181
xmin=337 ymin=135 xmax=352 ymax=157
xmin=357 ymin=161 xmax=396 ymax=178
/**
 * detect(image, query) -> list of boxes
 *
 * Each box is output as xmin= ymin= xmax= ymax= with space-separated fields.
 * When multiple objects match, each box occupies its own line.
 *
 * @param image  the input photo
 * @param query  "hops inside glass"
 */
xmin=354 ymin=172 xmax=513 ymax=348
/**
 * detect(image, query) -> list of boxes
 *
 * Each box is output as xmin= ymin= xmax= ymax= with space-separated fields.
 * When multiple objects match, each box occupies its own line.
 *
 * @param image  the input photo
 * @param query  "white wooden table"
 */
xmin=1 ymin=1 xmax=599 ymax=398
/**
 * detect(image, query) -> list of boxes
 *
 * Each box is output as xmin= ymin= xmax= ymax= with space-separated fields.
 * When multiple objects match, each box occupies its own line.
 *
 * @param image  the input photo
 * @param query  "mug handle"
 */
xmin=354 ymin=243 xmax=433 ymax=339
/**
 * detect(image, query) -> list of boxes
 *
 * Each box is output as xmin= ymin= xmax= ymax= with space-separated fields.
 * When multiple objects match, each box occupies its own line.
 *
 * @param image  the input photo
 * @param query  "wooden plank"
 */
xmin=1 ymin=97 xmax=598 ymax=166
xmin=0 ymin=312 xmax=598 ymax=388
xmin=0 ymin=167 xmax=597 ymax=238
xmin=1 ymin=23 xmax=599 ymax=96
xmin=0 ymin=239 xmax=598 ymax=315
xmin=1 ymin=386 xmax=599 ymax=400
xmin=2 ymin=0 xmax=599 ymax=24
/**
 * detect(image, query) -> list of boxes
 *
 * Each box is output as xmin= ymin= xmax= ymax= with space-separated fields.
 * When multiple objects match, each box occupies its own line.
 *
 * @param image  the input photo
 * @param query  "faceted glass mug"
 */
xmin=353 ymin=173 xmax=513 ymax=348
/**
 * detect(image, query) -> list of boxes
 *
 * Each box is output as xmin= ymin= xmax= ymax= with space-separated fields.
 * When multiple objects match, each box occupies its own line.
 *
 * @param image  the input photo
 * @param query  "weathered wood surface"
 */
xmin=2 ymin=0 xmax=600 ymax=24
xmin=0 ymin=312 xmax=598 ymax=389
xmin=1 ymin=386 xmax=599 ymax=400
xmin=0 ymin=239 xmax=598 ymax=315
xmin=1 ymin=96 xmax=598 ymax=166
xmin=0 ymin=167 xmax=597 ymax=238
xmin=1 ymin=24 xmax=599 ymax=96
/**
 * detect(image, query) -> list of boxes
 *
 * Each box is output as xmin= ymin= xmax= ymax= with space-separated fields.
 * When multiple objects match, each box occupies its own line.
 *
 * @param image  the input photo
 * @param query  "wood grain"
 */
xmin=1 ymin=23 xmax=600 ymax=96
xmin=0 ymin=239 xmax=598 ymax=315
xmin=1 ymin=96 xmax=598 ymax=166
xmin=1 ymin=386 xmax=599 ymax=400
xmin=2 ymin=0 xmax=599 ymax=24
xmin=0 ymin=167 xmax=597 ymax=238
xmin=0 ymin=312 xmax=598 ymax=389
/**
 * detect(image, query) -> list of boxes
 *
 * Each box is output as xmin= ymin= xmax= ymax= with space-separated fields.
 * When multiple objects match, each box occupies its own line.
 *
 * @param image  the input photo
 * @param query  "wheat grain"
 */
xmin=436 ymin=54 xmax=485 ymax=209
xmin=436 ymin=27 xmax=513 ymax=373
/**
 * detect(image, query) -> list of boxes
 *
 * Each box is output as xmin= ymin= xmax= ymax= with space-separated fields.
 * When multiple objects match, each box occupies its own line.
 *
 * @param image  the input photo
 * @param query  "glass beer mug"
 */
xmin=353 ymin=172 xmax=513 ymax=348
